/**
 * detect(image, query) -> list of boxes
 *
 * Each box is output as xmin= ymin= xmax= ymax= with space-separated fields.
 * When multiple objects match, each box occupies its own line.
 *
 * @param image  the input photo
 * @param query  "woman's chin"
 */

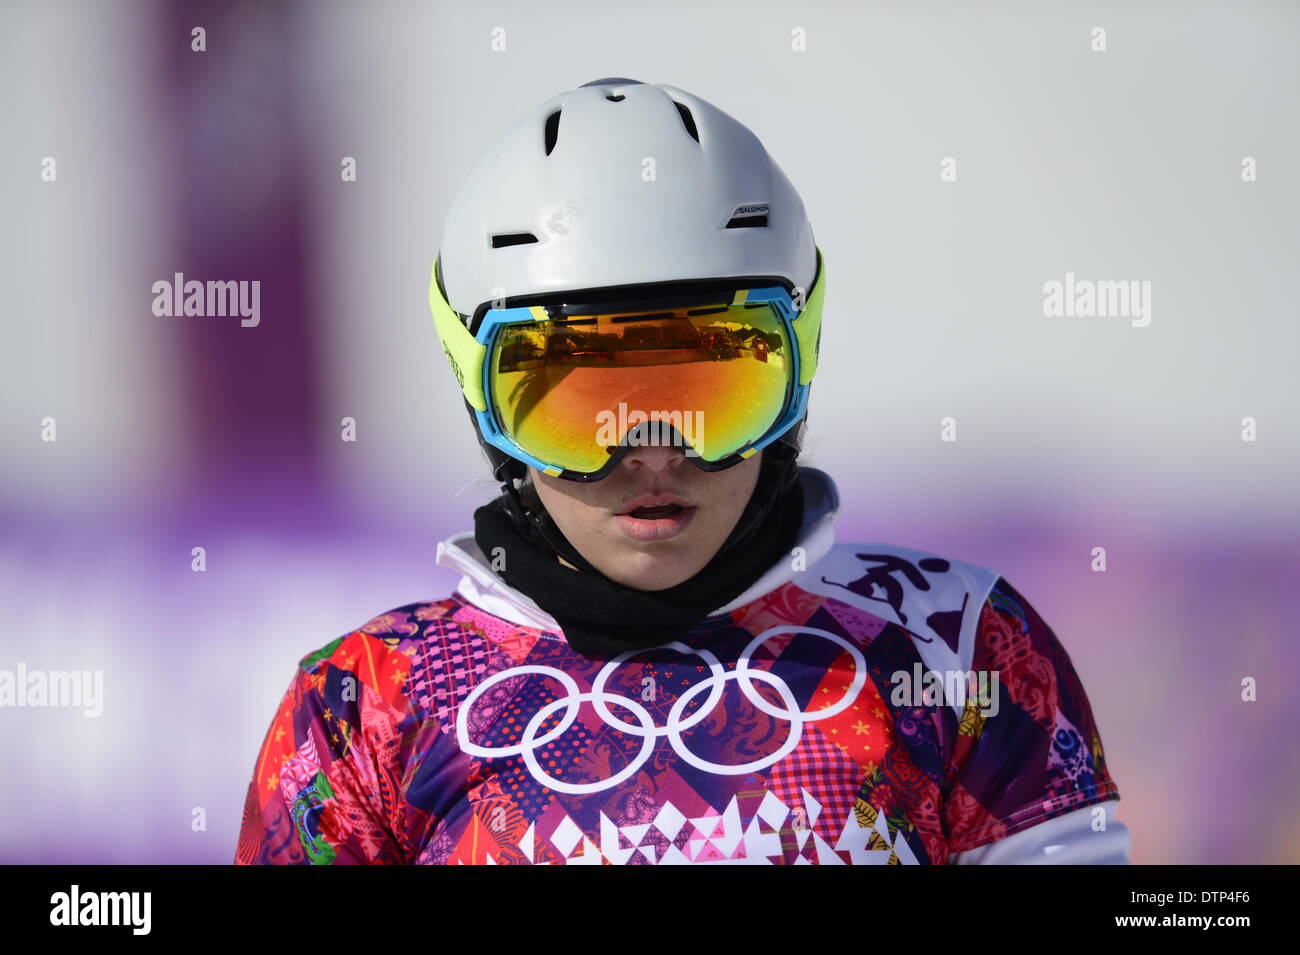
xmin=602 ymin=546 xmax=705 ymax=591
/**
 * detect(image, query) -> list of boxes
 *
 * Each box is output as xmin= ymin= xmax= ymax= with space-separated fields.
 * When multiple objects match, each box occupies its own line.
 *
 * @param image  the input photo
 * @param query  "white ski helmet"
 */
xmin=438 ymin=77 xmax=819 ymax=326
xmin=432 ymin=77 xmax=825 ymax=556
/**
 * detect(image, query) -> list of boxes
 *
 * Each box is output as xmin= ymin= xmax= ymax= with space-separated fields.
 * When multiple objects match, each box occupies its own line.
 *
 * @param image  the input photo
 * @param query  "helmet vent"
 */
xmin=672 ymin=100 xmax=700 ymax=143
xmin=543 ymin=110 xmax=561 ymax=155
xmin=605 ymin=93 xmax=625 ymax=102
xmin=491 ymin=232 xmax=539 ymax=249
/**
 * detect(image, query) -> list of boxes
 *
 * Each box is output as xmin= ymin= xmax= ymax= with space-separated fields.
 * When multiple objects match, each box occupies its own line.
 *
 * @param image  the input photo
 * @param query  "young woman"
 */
xmin=236 ymin=79 xmax=1129 ymax=865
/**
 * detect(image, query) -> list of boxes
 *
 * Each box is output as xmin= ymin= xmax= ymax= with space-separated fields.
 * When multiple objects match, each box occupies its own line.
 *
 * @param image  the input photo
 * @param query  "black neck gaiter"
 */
xmin=473 ymin=474 xmax=806 ymax=659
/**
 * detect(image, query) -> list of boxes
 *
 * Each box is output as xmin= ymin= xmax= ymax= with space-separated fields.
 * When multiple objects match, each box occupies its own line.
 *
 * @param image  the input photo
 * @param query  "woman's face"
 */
xmin=530 ymin=444 xmax=763 ymax=591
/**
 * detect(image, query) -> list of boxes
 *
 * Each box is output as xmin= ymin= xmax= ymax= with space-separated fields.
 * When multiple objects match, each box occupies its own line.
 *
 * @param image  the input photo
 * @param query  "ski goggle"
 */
xmin=428 ymin=249 xmax=825 ymax=481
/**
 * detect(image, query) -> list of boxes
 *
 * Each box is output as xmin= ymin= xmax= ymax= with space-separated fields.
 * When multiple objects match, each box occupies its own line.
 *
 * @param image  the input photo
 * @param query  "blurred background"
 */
xmin=1 ymin=0 xmax=1296 ymax=863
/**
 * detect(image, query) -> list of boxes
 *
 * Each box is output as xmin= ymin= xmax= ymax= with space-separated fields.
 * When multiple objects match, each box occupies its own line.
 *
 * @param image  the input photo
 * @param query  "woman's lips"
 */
xmin=615 ymin=505 xmax=697 ymax=542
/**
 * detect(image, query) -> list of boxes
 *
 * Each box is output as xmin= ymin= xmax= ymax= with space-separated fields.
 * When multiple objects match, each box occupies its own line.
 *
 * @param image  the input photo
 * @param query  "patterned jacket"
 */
xmin=236 ymin=467 xmax=1128 ymax=864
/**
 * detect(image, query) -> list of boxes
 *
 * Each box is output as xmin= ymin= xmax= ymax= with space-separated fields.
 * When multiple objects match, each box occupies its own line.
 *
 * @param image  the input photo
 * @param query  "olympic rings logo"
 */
xmin=455 ymin=626 xmax=866 ymax=795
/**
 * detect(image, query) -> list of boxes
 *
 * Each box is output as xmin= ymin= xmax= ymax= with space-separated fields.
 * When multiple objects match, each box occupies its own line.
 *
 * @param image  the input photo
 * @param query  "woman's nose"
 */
xmin=619 ymin=423 xmax=690 ymax=473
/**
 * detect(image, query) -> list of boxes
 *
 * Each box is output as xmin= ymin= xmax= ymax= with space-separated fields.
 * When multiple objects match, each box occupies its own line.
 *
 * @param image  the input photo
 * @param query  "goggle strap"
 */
xmin=792 ymin=247 xmax=825 ymax=387
xmin=428 ymin=258 xmax=488 ymax=412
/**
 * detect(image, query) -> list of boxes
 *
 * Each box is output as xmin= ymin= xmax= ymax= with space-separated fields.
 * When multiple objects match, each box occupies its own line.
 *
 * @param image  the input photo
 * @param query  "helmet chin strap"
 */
xmin=498 ymin=473 xmax=609 ymax=578
xmin=493 ymin=427 xmax=803 ymax=583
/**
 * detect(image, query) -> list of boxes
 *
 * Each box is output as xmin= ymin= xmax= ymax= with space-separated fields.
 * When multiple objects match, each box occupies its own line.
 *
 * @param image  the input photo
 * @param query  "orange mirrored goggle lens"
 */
xmin=488 ymin=301 xmax=793 ymax=474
